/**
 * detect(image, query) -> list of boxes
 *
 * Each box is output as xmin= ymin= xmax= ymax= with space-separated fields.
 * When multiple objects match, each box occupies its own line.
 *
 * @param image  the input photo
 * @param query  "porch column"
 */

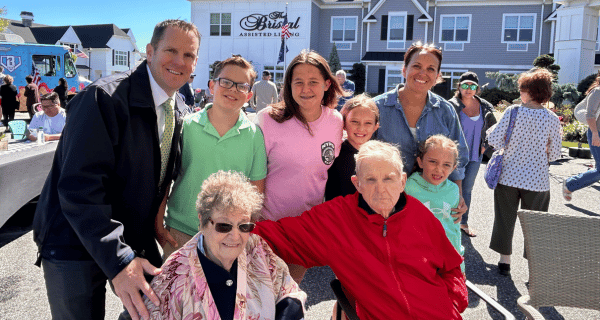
xmin=553 ymin=0 xmax=599 ymax=84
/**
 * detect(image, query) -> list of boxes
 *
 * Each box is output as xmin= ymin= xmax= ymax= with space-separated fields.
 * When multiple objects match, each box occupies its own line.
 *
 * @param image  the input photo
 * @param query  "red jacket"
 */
xmin=254 ymin=192 xmax=468 ymax=320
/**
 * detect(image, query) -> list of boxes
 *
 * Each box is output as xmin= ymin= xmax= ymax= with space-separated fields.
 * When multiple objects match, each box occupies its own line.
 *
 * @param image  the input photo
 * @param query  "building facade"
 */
xmin=2 ymin=12 xmax=142 ymax=82
xmin=190 ymin=0 xmax=600 ymax=96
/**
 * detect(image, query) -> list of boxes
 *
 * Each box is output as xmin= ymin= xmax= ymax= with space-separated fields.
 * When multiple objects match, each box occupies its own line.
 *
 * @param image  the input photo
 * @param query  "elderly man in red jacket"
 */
xmin=254 ymin=140 xmax=468 ymax=320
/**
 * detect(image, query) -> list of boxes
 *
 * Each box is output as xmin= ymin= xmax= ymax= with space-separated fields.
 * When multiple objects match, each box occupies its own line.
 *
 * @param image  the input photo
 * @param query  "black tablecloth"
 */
xmin=0 ymin=141 xmax=57 ymax=228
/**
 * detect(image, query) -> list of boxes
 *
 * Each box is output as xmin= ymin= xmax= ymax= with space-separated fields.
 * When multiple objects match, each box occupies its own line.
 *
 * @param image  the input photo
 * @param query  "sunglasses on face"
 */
xmin=210 ymin=218 xmax=256 ymax=233
xmin=460 ymin=83 xmax=478 ymax=91
xmin=214 ymin=78 xmax=252 ymax=94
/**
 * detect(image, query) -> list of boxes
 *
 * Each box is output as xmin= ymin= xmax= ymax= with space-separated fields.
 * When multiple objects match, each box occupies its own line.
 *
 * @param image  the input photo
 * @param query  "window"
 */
xmin=386 ymin=69 xmax=404 ymax=92
xmin=502 ymin=14 xmax=535 ymax=43
xmin=596 ymin=19 xmax=600 ymax=51
xmin=59 ymin=42 xmax=77 ymax=50
xmin=114 ymin=50 xmax=128 ymax=67
xmin=210 ymin=13 xmax=231 ymax=36
xmin=440 ymin=15 xmax=471 ymax=43
xmin=64 ymin=53 xmax=76 ymax=78
xmin=33 ymin=55 xmax=58 ymax=77
xmin=388 ymin=13 xmax=407 ymax=49
xmin=331 ymin=17 xmax=357 ymax=43
xmin=441 ymin=70 xmax=467 ymax=90
xmin=264 ymin=66 xmax=284 ymax=85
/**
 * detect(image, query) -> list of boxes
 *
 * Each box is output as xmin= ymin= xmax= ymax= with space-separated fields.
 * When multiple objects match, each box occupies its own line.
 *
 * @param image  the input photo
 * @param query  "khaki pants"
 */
xmin=162 ymin=227 xmax=194 ymax=262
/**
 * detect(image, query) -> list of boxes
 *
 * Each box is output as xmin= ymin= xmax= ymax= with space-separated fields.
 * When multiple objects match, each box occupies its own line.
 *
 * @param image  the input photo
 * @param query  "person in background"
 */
xmin=448 ymin=71 xmax=497 ymax=237
xmin=405 ymin=134 xmax=464 ymax=272
xmin=157 ymin=55 xmax=267 ymax=260
xmin=53 ymin=77 xmax=69 ymax=109
xmin=0 ymin=75 xmax=18 ymax=128
xmin=254 ymin=50 xmax=344 ymax=284
xmin=24 ymin=75 xmax=40 ymax=119
xmin=250 ymin=70 xmax=278 ymax=113
xmin=373 ymin=42 xmax=468 ymax=221
xmin=146 ymin=170 xmax=306 ymax=320
xmin=253 ymin=140 xmax=468 ymax=320
xmin=28 ymin=92 xmax=66 ymax=142
xmin=487 ymin=68 xmax=562 ymax=277
xmin=325 ymin=93 xmax=379 ymax=201
xmin=32 ymin=19 xmax=199 ymax=320
xmin=0 ymin=66 xmax=5 ymax=83
xmin=178 ymin=73 xmax=195 ymax=107
xmin=335 ymin=70 xmax=355 ymax=111
xmin=563 ymin=72 xmax=600 ymax=201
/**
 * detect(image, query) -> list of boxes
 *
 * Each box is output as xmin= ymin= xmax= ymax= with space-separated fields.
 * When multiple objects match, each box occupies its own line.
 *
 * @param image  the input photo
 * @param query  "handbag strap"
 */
xmin=504 ymin=107 xmax=519 ymax=148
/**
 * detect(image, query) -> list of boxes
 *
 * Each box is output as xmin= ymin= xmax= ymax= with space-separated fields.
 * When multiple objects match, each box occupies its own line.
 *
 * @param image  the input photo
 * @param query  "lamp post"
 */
xmin=88 ymin=48 xmax=92 ymax=80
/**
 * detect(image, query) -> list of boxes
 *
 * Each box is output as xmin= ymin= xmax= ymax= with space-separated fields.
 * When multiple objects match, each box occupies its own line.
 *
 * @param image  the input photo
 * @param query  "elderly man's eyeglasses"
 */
xmin=460 ymin=83 xmax=478 ymax=91
xmin=210 ymin=219 xmax=256 ymax=233
xmin=214 ymin=78 xmax=251 ymax=94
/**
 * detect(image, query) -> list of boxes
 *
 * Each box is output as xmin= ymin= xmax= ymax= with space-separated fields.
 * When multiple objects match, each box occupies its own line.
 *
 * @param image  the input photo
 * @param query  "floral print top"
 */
xmin=145 ymin=233 xmax=306 ymax=320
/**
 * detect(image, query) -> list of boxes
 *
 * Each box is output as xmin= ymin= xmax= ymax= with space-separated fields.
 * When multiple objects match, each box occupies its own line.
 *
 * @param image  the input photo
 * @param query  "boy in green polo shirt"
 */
xmin=156 ymin=56 xmax=267 ymax=259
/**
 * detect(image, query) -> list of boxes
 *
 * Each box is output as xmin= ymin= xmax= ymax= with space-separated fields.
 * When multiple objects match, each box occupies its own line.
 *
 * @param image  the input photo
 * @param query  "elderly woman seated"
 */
xmin=145 ymin=171 xmax=306 ymax=320
xmin=253 ymin=140 xmax=468 ymax=319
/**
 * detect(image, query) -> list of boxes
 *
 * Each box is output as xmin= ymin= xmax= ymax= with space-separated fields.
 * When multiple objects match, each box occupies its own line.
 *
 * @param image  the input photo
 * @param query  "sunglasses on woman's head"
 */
xmin=460 ymin=83 xmax=478 ymax=91
xmin=210 ymin=219 xmax=256 ymax=233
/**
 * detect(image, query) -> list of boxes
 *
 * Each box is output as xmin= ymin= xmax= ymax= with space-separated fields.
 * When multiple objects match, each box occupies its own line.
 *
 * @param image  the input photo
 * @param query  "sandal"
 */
xmin=460 ymin=225 xmax=476 ymax=237
xmin=562 ymin=180 xmax=572 ymax=201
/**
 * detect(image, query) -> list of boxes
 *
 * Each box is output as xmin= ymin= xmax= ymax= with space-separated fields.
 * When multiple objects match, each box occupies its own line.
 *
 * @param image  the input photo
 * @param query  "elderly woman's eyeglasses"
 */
xmin=460 ymin=83 xmax=478 ymax=91
xmin=214 ymin=78 xmax=252 ymax=94
xmin=210 ymin=219 xmax=256 ymax=233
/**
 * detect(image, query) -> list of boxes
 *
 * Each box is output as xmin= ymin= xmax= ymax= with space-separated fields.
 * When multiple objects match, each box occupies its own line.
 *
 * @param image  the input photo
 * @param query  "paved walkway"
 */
xmin=0 ymin=110 xmax=598 ymax=319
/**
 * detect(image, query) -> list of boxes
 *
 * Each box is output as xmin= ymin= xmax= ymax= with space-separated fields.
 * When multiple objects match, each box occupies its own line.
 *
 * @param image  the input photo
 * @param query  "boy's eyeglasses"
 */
xmin=210 ymin=219 xmax=256 ymax=233
xmin=460 ymin=83 xmax=478 ymax=91
xmin=214 ymin=78 xmax=251 ymax=94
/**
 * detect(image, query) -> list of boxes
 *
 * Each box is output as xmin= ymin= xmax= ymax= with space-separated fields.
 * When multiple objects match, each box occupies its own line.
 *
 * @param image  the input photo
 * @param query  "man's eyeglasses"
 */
xmin=460 ymin=83 xmax=478 ymax=91
xmin=214 ymin=78 xmax=251 ymax=94
xmin=40 ymin=102 xmax=58 ymax=109
xmin=210 ymin=218 xmax=256 ymax=233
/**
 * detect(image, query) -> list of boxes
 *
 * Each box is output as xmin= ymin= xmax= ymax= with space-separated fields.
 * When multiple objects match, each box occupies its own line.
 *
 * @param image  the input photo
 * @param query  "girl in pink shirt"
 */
xmin=255 ymin=50 xmax=344 ymax=283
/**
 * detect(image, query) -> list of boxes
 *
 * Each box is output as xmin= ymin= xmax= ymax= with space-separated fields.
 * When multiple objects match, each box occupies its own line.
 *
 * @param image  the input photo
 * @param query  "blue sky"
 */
xmin=3 ymin=0 xmax=192 ymax=52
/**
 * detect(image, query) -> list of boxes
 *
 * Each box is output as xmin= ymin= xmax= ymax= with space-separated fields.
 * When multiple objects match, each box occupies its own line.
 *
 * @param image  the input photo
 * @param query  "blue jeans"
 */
xmin=461 ymin=160 xmax=481 ymax=225
xmin=566 ymin=129 xmax=600 ymax=192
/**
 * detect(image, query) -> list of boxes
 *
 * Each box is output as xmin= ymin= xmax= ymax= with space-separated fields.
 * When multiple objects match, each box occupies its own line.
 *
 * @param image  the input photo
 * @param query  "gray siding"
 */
xmin=317 ymin=7 xmax=363 ymax=64
xmin=367 ymin=0 xmax=428 ymax=52
xmin=433 ymin=4 xmax=552 ymax=66
xmin=310 ymin=3 xmax=320 ymax=51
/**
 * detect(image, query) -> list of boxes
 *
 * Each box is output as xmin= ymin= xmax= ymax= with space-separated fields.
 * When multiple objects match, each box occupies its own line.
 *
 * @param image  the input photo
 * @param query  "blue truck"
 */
xmin=0 ymin=43 xmax=91 ymax=116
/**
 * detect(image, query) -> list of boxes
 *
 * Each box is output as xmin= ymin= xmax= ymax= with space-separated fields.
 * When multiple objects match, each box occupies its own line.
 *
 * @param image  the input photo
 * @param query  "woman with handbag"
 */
xmin=449 ymin=72 xmax=497 ymax=237
xmin=563 ymin=73 xmax=600 ymax=201
xmin=486 ymin=68 xmax=562 ymax=276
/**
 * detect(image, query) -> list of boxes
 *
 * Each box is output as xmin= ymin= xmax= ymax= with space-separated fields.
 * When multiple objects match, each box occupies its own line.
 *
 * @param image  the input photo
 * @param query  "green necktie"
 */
xmin=159 ymin=98 xmax=174 ymax=186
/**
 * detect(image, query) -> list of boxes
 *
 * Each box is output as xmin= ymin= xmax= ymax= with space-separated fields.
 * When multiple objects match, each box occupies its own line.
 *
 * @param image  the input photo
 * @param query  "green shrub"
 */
xmin=348 ymin=63 xmax=366 ymax=94
xmin=479 ymin=88 xmax=520 ymax=107
xmin=577 ymin=73 xmax=599 ymax=98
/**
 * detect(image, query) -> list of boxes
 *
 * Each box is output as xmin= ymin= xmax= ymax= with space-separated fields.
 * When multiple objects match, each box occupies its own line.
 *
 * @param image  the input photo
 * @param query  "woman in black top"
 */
xmin=53 ymin=77 xmax=68 ymax=108
xmin=1 ymin=75 xmax=19 ymax=127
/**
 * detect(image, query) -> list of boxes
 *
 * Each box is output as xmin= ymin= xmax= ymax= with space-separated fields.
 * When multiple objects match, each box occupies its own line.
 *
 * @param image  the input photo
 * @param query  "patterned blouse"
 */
xmin=145 ymin=233 xmax=306 ymax=320
xmin=486 ymin=105 xmax=562 ymax=192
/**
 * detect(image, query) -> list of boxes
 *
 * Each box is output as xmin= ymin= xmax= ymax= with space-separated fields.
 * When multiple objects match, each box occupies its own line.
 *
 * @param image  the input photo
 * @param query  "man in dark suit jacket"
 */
xmin=178 ymin=73 xmax=195 ymax=107
xmin=32 ymin=19 xmax=200 ymax=320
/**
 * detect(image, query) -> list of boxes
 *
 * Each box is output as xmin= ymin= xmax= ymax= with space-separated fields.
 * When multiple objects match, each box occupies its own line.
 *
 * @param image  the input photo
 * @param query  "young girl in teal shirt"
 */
xmin=405 ymin=134 xmax=464 ymax=272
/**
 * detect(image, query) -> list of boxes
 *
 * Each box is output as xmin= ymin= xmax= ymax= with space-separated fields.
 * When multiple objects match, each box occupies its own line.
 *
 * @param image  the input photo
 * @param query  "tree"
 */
xmin=348 ymin=63 xmax=366 ymax=94
xmin=328 ymin=44 xmax=341 ymax=73
xmin=0 ymin=7 xmax=9 ymax=33
xmin=533 ymin=54 xmax=560 ymax=81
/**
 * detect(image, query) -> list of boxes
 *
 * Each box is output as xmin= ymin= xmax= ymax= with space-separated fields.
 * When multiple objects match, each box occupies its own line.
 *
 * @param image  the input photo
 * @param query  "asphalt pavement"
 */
xmin=1 ymin=110 xmax=599 ymax=319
